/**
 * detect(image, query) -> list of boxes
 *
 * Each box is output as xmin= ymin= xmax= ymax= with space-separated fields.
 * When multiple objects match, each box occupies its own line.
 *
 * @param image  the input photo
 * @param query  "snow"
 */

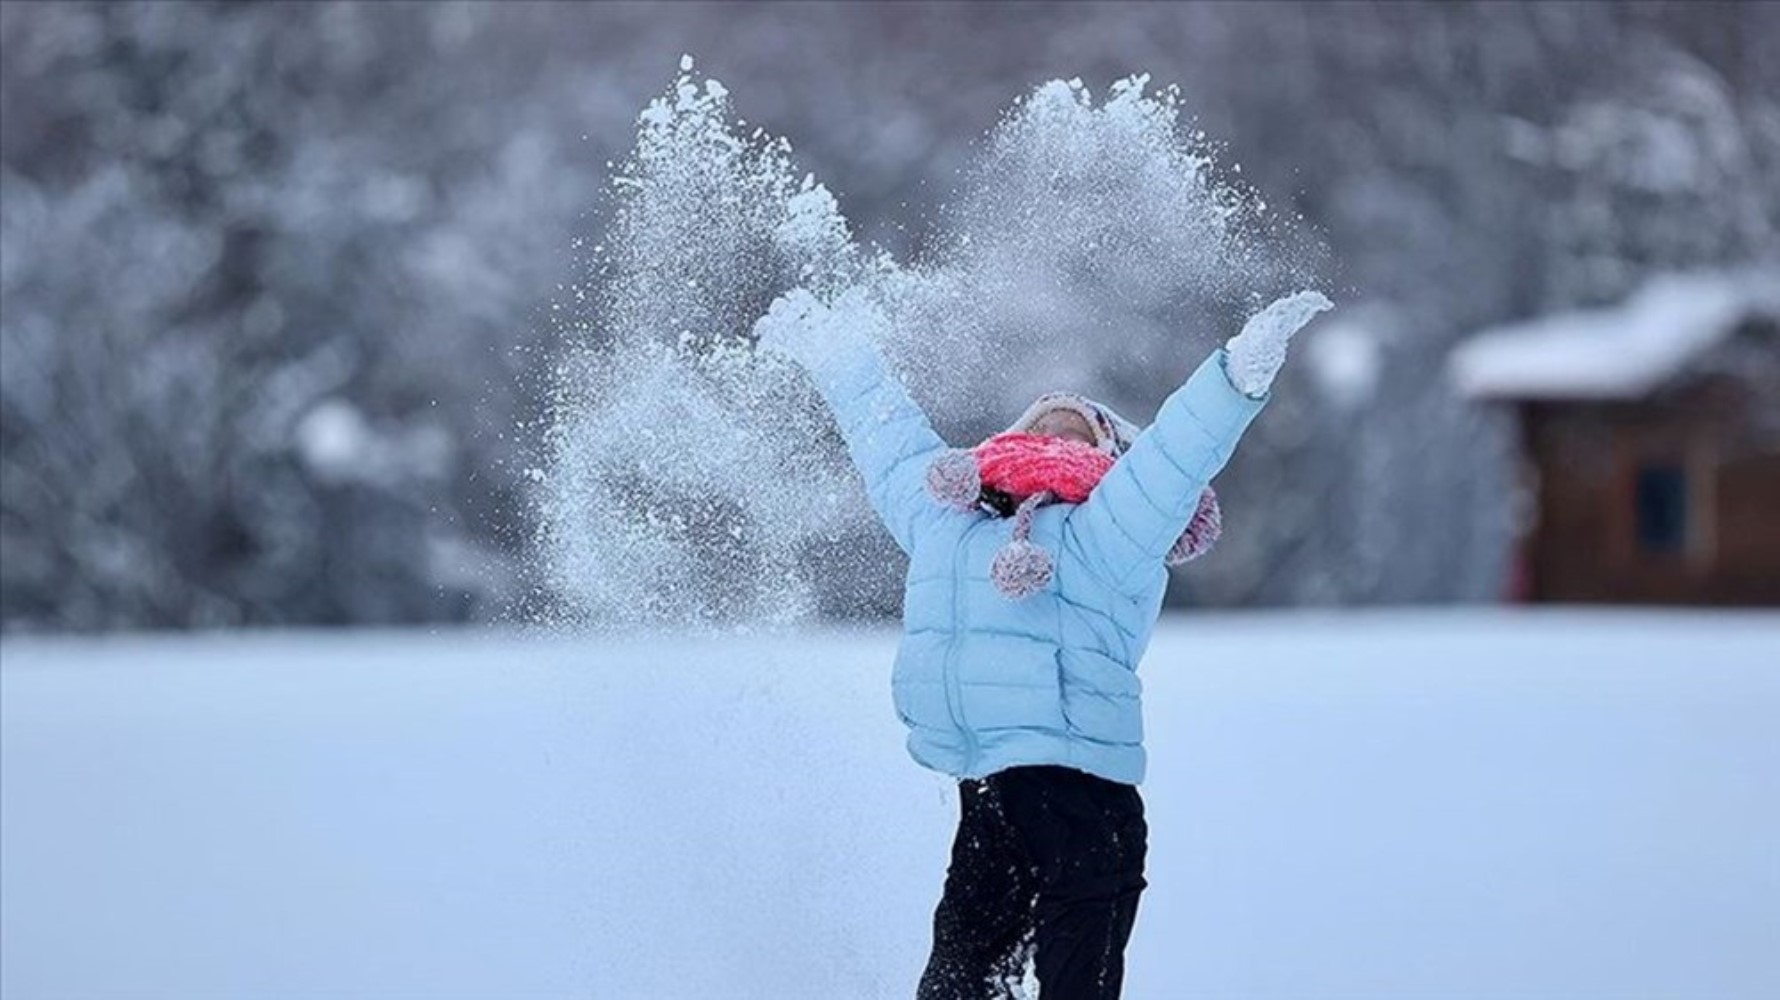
xmin=4 ymin=612 xmax=1777 ymax=999
xmin=294 ymin=399 xmax=371 ymax=480
xmin=1304 ymin=311 xmax=1387 ymax=409
xmin=1450 ymin=269 xmax=1780 ymax=400
xmin=294 ymin=399 xmax=455 ymax=488
xmin=539 ymin=65 xmax=1320 ymax=628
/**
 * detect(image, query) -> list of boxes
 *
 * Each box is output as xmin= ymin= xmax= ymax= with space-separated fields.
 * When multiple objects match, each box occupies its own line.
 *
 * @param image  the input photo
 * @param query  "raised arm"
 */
xmin=1063 ymin=291 xmax=1332 ymax=596
xmin=754 ymin=288 xmax=949 ymax=554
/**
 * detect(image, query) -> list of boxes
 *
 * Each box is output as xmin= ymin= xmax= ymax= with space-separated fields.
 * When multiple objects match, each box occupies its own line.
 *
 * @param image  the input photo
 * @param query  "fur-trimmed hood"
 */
xmin=924 ymin=392 xmax=1224 ymax=599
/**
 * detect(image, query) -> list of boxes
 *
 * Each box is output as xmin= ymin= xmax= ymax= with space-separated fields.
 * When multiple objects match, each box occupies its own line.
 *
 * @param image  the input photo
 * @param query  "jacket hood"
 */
xmin=1004 ymin=392 xmax=1141 ymax=457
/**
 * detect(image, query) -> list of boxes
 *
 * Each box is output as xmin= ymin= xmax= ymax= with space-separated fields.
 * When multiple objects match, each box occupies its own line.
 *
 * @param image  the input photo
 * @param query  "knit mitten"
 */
xmin=1222 ymin=290 xmax=1334 ymax=399
xmin=753 ymin=286 xmax=883 ymax=374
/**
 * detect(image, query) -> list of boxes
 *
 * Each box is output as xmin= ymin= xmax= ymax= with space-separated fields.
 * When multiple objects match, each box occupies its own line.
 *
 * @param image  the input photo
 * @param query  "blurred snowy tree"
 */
xmin=0 ymin=2 xmax=603 ymax=627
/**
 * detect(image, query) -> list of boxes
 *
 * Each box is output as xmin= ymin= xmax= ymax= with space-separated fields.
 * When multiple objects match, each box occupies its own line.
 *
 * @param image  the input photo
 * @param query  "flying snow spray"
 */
xmin=534 ymin=57 xmax=1318 ymax=629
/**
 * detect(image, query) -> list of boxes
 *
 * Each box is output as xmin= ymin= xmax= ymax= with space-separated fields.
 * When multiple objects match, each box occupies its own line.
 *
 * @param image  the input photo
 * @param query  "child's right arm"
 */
xmin=754 ymin=288 xmax=949 ymax=555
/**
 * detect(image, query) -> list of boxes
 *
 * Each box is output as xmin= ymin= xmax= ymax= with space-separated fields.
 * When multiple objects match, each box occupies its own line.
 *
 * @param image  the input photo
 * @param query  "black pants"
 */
xmin=917 ymin=766 xmax=1147 ymax=1000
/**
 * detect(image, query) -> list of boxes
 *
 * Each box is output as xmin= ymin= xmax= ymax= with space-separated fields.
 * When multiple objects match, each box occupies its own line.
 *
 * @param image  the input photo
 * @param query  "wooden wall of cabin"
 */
xmin=1520 ymin=378 xmax=1780 ymax=605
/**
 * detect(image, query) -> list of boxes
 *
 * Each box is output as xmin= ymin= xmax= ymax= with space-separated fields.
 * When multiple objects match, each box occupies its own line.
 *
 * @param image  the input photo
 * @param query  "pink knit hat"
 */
xmin=925 ymin=393 xmax=1223 ymax=599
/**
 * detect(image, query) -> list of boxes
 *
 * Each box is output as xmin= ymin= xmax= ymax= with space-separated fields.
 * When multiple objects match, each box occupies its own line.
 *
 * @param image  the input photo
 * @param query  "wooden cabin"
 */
xmin=1452 ymin=271 xmax=1780 ymax=605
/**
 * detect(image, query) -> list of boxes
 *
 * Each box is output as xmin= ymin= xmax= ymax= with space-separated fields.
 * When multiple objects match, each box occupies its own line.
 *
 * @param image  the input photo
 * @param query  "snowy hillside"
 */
xmin=3 ymin=612 xmax=1777 ymax=999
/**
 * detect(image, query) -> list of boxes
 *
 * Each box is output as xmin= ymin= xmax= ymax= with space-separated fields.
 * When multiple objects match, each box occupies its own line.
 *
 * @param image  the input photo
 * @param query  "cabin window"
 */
xmin=1633 ymin=462 xmax=1689 ymax=554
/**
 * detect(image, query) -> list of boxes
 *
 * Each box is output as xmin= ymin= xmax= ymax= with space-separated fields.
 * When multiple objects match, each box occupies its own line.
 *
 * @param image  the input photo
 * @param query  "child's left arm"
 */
xmin=1063 ymin=291 xmax=1331 ymax=597
xmin=754 ymin=288 xmax=949 ymax=555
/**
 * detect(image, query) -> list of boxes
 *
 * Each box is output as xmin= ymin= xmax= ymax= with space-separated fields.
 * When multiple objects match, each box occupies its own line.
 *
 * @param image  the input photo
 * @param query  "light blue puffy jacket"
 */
xmin=798 ymin=334 xmax=1267 ymax=786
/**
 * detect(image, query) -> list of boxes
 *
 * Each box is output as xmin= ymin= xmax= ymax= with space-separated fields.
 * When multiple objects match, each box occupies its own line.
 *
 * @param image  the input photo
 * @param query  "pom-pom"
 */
xmin=925 ymin=449 xmax=981 ymax=510
xmin=1165 ymin=487 xmax=1222 ymax=566
xmin=991 ymin=539 xmax=1054 ymax=599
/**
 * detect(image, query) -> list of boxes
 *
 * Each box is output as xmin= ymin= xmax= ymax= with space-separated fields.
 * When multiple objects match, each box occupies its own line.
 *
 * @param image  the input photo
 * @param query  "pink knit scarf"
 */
xmin=973 ymin=432 xmax=1115 ymax=503
xmin=924 ymin=430 xmax=1224 ymax=599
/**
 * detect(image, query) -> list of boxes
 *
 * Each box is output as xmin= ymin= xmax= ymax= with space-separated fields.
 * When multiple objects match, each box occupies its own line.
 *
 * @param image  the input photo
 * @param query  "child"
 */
xmin=754 ymin=287 xmax=1332 ymax=999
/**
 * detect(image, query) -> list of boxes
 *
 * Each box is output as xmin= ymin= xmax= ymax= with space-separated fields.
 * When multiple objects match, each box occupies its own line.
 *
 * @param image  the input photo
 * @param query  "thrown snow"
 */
xmin=1450 ymin=269 xmax=1780 ymax=400
xmin=536 ymin=61 xmax=1322 ymax=628
xmin=4 ymin=612 xmax=1777 ymax=999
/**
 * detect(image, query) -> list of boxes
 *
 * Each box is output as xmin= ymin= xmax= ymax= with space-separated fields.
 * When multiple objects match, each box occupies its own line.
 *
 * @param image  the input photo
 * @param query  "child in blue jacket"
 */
xmin=755 ymin=287 xmax=1331 ymax=999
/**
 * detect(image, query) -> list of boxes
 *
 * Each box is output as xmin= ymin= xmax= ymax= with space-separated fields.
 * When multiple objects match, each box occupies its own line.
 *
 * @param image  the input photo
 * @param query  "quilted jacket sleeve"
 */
xmin=766 ymin=303 xmax=949 ymax=555
xmin=1063 ymin=349 xmax=1267 ymax=597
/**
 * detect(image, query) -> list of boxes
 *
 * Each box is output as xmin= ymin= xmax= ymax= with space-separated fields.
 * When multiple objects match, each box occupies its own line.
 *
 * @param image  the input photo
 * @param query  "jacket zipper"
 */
xmin=946 ymin=521 xmax=980 ymax=772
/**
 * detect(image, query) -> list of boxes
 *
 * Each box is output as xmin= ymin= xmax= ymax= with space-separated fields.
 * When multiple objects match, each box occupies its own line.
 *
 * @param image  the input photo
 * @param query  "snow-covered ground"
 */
xmin=3 ymin=611 xmax=1776 ymax=999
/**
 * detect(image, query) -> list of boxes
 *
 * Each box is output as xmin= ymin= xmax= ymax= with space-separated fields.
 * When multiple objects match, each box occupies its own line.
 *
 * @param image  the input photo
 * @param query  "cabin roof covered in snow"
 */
xmin=1450 ymin=270 xmax=1780 ymax=401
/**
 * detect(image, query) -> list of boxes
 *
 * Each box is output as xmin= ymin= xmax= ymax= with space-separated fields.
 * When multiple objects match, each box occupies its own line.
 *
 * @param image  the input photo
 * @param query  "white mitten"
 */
xmin=1222 ymin=290 xmax=1334 ymax=398
xmin=754 ymin=286 xmax=884 ymax=373
xmin=753 ymin=288 xmax=828 ymax=367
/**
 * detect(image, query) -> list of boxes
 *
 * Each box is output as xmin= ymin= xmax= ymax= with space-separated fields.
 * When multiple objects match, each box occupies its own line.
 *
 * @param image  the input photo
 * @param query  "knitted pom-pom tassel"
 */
xmin=925 ymin=449 xmax=981 ymax=510
xmin=991 ymin=539 xmax=1054 ymax=599
xmin=1165 ymin=487 xmax=1222 ymax=566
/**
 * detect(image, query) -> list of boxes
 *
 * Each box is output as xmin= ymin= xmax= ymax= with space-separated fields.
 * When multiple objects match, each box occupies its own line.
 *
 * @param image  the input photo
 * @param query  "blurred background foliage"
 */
xmin=2 ymin=0 xmax=1776 ymax=630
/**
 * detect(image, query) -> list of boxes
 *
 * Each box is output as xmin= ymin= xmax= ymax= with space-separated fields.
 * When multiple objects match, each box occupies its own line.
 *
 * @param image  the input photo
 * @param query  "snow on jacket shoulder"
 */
xmin=780 ymin=314 xmax=1267 ymax=786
